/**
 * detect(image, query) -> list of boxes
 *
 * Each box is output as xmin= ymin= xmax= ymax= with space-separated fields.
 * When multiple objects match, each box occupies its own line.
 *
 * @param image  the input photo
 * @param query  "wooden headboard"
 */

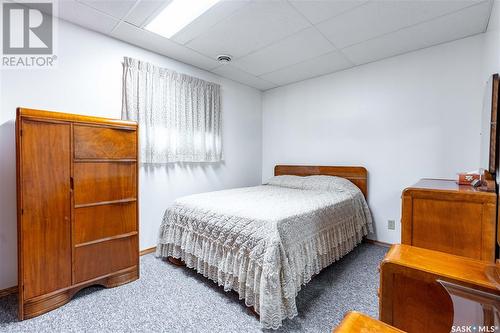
xmin=274 ymin=165 xmax=368 ymax=198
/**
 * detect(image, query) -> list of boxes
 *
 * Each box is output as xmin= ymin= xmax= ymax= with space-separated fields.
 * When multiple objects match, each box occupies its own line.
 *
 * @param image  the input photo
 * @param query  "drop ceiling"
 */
xmin=51 ymin=0 xmax=493 ymax=90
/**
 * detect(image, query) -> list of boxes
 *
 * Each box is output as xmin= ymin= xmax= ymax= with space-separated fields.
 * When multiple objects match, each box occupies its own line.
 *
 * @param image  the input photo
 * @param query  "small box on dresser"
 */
xmin=401 ymin=178 xmax=496 ymax=262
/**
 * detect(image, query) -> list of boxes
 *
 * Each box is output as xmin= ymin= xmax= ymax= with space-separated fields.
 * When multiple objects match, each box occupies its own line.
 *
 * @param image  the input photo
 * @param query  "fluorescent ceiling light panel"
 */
xmin=145 ymin=0 xmax=221 ymax=38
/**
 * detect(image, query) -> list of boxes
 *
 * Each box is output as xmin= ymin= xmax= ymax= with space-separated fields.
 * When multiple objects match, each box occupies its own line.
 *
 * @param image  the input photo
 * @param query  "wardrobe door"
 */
xmin=20 ymin=120 xmax=72 ymax=299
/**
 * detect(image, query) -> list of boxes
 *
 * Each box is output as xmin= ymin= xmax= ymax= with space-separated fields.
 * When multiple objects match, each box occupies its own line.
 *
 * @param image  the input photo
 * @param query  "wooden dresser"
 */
xmin=379 ymin=244 xmax=499 ymax=333
xmin=401 ymin=178 xmax=496 ymax=262
xmin=16 ymin=108 xmax=139 ymax=319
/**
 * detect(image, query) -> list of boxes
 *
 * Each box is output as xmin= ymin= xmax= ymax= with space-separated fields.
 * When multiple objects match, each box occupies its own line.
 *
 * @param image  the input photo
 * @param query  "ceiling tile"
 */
xmin=186 ymin=0 xmax=311 ymax=59
xmin=45 ymin=0 xmax=494 ymax=91
xmin=316 ymin=0 xmax=487 ymax=49
xmin=289 ymin=0 xmax=368 ymax=24
xmin=171 ymin=0 xmax=250 ymax=45
xmin=124 ymin=0 xmax=170 ymax=27
xmin=57 ymin=0 xmax=119 ymax=33
xmin=342 ymin=1 xmax=491 ymax=65
xmin=233 ymin=27 xmax=335 ymax=76
xmin=111 ymin=22 xmax=221 ymax=70
xmin=316 ymin=1 xmax=411 ymax=48
xmin=77 ymin=0 xmax=137 ymax=19
xmin=212 ymin=65 xmax=278 ymax=90
xmin=259 ymin=50 xmax=353 ymax=86
xmin=407 ymin=0 xmax=487 ymax=23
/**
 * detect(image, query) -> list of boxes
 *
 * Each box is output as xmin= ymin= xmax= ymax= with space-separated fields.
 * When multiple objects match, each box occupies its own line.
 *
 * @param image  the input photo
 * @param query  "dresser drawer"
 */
xmin=74 ymin=235 xmax=138 ymax=283
xmin=74 ymin=162 xmax=137 ymax=206
xmin=74 ymin=125 xmax=136 ymax=159
xmin=401 ymin=179 xmax=496 ymax=262
xmin=411 ymin=198 xmax=483 ymax=259
xmin=74 ymin=202 xmax=137 ymax=245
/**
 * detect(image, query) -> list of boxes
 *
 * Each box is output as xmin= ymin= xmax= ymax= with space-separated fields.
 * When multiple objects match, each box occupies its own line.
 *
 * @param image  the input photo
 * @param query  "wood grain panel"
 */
xmin=22 ymin=266 xmax=138 ymax=319
xmin=74 ymin=236 xmax=138 ymax=283
xmin=274 ymin=165 xmax=368 ymax=198
xmin=400 ymin=193 xmax=413 ymax=244
xmin=392 ymin=274 xmax=453 ymax=332
xmin=16 ymin=108 xmax=137 ymax=128
xmin=334 ymin=311 xmax=404 ymax=333
xmin=20 ymin=121 xmax=72 ymax=299
xmin=379 ymin=245 xmax=499 ymax=333
xmin=412 ymin=198 xmax=482 ymax=259
xmin=74 ymin=162 xmax=137 ymax=205
xmin=482 ymin=202 xmax=497 ymax=260
xmin=74 ymin=125 xmax=136 ymax=159
xmin=401 ymin=179 xmax=496 ymax=262
xmin=74 ymin=202 xmax=137 ymax=245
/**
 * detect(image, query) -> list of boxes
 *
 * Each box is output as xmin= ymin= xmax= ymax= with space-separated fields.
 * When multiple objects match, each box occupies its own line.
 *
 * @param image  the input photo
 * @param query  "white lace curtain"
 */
xmin=121 ymin=57 xmax=222 ymax=163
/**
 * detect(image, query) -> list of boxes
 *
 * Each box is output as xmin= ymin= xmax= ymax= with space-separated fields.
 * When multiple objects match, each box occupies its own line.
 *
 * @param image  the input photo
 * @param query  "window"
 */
xmin=121 ymin=57 xmax=222 ymax=163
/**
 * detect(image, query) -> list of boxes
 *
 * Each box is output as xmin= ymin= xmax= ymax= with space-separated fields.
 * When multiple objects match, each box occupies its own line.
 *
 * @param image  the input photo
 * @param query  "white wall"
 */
xmin=0 ymin=20 xmax=263 ymax=290
xmin=262 ymin=35 xmax=485 ymax=244
xmin=482 ymin=0 xmax=500 ymax=77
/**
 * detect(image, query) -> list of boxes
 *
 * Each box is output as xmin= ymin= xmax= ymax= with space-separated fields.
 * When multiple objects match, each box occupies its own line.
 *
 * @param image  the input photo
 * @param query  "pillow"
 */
xmin=266 ymin=175 xmax=359 ymax=194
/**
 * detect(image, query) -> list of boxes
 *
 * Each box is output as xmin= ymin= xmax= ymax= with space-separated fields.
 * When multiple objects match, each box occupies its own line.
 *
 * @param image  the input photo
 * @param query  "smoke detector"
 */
xmin=217 ymin=54 xmax=232 ymax=64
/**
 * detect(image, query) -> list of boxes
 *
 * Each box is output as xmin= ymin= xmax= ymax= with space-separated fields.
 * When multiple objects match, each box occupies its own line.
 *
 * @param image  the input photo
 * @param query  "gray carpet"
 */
xmin=0 ymin=243 xmax=387 ymax=332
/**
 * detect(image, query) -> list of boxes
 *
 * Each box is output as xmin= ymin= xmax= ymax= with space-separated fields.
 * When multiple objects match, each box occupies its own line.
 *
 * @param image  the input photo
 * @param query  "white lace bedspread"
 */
xmin=156 ymin=176 xmax=373 ymax=329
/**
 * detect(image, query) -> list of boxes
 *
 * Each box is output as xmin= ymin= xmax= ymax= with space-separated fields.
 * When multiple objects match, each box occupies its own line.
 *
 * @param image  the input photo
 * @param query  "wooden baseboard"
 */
xmin=0 ymin=247 xmax=157 ymax=299
xmin=0 ymin=285 xmax=17 ymax=298
xmin=139 ymin=246 xmax=156 ymax=256
xmin=363 ymin=238 xmax=392 ymax=248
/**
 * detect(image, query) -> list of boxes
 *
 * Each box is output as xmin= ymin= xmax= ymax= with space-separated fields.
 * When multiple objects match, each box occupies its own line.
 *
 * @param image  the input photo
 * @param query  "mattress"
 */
xmin=156 ymin=175 xmax=373 ymax=329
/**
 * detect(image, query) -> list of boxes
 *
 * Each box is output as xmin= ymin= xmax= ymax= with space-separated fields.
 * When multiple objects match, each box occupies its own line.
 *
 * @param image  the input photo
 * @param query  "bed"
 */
xmin=156 ymin=165 xmax=373 ymax=329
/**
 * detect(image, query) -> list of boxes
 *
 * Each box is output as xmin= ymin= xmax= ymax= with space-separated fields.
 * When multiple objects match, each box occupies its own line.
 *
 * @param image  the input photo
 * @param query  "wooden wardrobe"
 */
xmin=16 ymin=108 xmax=139 ymax=319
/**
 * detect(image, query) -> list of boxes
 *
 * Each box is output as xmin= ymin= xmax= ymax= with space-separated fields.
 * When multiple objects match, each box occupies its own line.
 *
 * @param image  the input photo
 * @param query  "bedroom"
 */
xmin=1 ymin=0 xmax=499 ymax=332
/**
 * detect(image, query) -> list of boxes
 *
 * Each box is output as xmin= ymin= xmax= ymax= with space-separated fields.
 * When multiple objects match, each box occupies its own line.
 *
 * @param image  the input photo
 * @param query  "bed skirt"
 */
xmin=156 ymin=209 xmax=371 ymax=330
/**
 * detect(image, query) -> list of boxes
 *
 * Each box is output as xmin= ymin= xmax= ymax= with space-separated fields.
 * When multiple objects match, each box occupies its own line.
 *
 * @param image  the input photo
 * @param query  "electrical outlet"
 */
xmin=388 ymin=220 xmax=396 ymax=230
